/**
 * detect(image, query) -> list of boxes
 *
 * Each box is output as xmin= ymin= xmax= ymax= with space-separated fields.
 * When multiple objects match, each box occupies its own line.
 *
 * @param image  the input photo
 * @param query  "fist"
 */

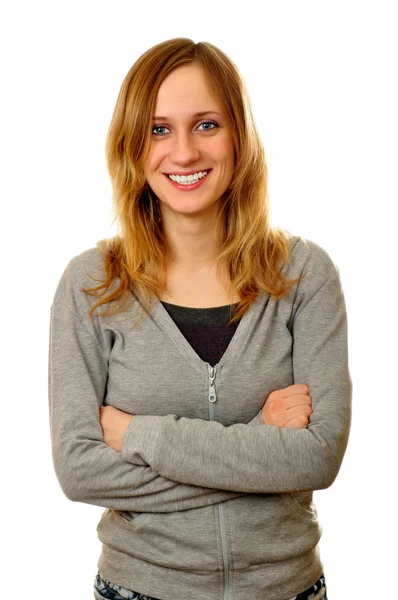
xmin=99 ymin=406 xmax=134 ymax=452
xmin=261 ymin=384 xmax=312 ymax=429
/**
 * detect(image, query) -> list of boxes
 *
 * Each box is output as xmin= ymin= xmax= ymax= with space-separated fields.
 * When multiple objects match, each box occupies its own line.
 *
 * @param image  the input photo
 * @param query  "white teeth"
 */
xmin=168 ymin=171 xmax=208 ymax=184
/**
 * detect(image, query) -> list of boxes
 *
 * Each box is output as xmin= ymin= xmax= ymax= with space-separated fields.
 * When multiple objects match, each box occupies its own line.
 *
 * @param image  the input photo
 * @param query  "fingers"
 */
xmin=283 ymin=386 xmax=312 ymax=428
xmin=267 ymin=386 xmax=311 ymax=408
xmin=280 ymin=384 xmax=309 ymax=398
xmin=284 ymin=415 xmax=309 ymax=429
xmin=262 ymin=384 xmax=312 ymax=429
xmin=283 ymin=394 xmax=312 ymax=410
xmin=277 ymin=385 xmax=311 ymax=409
xmin=284 ymin=403 xmax=312 ymax=423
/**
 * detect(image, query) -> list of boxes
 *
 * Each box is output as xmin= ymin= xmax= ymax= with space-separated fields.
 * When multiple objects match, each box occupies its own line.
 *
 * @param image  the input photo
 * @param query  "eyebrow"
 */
xmin=152 ymin=111 xmax=222 ymax=121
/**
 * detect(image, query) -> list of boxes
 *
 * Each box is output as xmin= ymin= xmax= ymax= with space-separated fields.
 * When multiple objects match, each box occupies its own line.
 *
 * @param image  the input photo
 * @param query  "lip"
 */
xmin=163 ymin=170 xmax=211 ymax=191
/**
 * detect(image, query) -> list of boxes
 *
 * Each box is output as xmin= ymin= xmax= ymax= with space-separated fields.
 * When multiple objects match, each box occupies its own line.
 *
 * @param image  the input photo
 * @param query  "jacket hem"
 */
xmin=98 ymin=546 xmax=323 ymax=600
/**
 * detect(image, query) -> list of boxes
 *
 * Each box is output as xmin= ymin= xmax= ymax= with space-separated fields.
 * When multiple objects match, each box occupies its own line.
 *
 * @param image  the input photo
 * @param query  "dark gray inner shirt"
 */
xmin=160 ymin=301 xmax=241 ymax=367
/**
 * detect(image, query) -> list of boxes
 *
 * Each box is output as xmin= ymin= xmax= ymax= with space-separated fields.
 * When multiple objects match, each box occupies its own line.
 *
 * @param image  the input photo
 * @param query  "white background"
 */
xmin=1 ymin=1 xmax=397 ymax=597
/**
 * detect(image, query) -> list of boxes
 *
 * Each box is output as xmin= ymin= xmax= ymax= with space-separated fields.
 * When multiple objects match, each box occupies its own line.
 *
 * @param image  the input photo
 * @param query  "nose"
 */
xmin=169 ymin=131 xmax=200 ymax=165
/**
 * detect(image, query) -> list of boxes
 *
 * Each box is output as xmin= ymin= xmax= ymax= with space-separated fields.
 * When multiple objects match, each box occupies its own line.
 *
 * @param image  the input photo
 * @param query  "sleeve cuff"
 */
xmin=247 ymin=410 xmax=265 ymax=426
xmin=122 ymin=414 xmax=164 ymax=467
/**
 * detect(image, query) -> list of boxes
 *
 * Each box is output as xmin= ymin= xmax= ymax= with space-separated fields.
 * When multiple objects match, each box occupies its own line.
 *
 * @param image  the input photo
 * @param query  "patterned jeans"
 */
xmin=93 ymin=571 xmax=327 ymax=600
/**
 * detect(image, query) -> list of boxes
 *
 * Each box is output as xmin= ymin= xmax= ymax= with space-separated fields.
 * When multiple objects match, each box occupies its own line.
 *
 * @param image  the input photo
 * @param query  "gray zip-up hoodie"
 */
xmin=49 ymin=234 xmax=351 ymax=600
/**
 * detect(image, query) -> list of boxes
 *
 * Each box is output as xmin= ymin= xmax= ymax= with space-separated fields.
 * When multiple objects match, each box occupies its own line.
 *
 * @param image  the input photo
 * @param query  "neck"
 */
xmin=162 ymin=211 xmax=224 ymax=271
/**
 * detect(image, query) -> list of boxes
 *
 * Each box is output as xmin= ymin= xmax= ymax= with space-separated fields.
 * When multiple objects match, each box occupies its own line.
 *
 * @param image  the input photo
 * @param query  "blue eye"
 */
xmin=152 ymin=121 xmax=218 ymax=136
xmin=152 ymin=125 xmax=169 ymax=136
xmin=198 ymin=121 xmax=217 ymax=131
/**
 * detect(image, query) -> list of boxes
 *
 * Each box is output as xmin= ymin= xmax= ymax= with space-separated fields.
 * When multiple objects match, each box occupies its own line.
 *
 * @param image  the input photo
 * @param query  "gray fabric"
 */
xmin=49 ymin=233 xmax=351 ymax=600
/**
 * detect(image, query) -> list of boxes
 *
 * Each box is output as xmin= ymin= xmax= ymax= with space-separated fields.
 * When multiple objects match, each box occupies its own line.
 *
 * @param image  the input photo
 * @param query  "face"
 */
xmin=144 ymin=64 xmax=235 ymax=223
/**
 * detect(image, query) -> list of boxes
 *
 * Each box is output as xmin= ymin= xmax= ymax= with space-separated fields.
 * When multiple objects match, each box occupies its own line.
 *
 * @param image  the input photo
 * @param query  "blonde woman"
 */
xmin=49 ymin=38 xmax=351 ymax=600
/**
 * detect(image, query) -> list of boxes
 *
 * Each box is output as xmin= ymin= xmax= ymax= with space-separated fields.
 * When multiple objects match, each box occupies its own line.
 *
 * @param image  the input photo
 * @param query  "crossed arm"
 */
xmin=100 ymin=383 xmax=313 ymax=452
xmin=98 ymin=273 xmax=351 ymax=495
xmin=50 ymin=249 xmax=351 ymax=507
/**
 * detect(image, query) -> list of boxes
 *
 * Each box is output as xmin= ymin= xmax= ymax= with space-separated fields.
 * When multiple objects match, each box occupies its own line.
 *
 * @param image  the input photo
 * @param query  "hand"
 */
xmin=261 ymin=384 xmax=312 ymax=429
xmin=99 ymin=406 xmax=134 ymax=452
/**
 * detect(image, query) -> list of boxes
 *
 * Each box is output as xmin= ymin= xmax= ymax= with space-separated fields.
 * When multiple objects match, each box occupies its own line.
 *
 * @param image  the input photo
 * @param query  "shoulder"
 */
xmin=52 ymin=246 xmax=107 ymax=309
xmin=62 ymin=246 xmax=106 ymax=286
xmin=282 ymin=230 xmax=340 ymax=296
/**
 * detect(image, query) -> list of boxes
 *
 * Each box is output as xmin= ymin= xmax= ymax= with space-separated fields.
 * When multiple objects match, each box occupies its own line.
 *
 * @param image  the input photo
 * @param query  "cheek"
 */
xmin=216 ymin=137 xmax=235 ymax=165
xmin=146 ymin=145 xmax=162 ymax=173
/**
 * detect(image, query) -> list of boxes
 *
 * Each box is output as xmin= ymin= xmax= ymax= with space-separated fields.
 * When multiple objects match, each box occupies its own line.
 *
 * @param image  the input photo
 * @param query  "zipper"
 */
xmin=208 ymin=364 xmax=217 ymax=421
xmin=218 ymin=503 xmax=230 ymax=600
xmin=207 ymin=364 xmax=230 ymax=600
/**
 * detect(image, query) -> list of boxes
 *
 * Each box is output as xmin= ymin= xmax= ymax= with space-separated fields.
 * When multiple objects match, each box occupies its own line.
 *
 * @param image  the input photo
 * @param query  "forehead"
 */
xmin=154 ymin=64 xmax=221 ymax=113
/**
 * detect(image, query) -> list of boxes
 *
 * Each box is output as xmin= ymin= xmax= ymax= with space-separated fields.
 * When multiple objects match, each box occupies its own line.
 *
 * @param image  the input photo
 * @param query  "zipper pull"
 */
xmin=208 ymin=365 xmax=217 ymax=404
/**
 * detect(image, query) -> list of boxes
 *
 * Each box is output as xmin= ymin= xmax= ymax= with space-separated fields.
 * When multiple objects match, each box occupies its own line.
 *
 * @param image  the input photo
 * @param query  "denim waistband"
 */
xmin=94 ymin=571 xmax=327 ymax=600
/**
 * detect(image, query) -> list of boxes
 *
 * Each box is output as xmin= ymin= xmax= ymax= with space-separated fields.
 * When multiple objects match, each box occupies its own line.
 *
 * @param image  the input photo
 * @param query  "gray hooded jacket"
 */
xmin=49 ymin=234 xmax=351 ymax=600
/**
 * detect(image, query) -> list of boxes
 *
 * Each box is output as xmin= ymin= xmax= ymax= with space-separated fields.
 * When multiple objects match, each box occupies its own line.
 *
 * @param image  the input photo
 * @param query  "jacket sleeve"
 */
xmin=122 ymin=268 xmax=352 ymax=494
xmin=49 ymin=295 xmax=245 ymax=512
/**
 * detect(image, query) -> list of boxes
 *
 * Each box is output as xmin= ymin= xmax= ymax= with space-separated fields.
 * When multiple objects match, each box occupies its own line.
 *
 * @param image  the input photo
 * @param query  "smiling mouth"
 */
xmin=163 ymin=169 xmax=212 ymax=190
xmin=165 ymin=169 xmax=211 ymax=181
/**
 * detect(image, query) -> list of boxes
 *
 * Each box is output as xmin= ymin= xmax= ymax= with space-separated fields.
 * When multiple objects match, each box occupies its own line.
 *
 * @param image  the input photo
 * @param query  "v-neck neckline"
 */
xmin=151 ymin=294 xmax=268 ymax=380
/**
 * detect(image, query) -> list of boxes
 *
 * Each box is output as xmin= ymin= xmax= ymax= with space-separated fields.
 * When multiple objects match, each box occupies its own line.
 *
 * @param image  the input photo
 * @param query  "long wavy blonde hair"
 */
xmin=83 ymin=38 xmax=302 ymax=327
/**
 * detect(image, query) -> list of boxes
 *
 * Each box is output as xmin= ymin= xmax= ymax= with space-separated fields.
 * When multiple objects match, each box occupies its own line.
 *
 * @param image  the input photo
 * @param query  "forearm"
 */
xmin=52 ymin=434 xmax=245 ymax=511
xmin=122 ymin=415 xmax=339 ymax=493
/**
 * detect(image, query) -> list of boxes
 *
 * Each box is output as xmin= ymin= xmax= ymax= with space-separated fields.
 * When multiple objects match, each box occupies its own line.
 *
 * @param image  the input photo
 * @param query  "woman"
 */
xmin=49 ymin=38 xmax=351 ymax=600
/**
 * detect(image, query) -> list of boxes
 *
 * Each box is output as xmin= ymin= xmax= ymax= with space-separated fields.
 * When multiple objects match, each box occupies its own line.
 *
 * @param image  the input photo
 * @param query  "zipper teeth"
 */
xmin=207 ymin=364 xmax=230 ymax=600
xmin=209 ymin=402 xmax=215 ymax=421
xmin=218 ymin=504 xmax=230 ymax=600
